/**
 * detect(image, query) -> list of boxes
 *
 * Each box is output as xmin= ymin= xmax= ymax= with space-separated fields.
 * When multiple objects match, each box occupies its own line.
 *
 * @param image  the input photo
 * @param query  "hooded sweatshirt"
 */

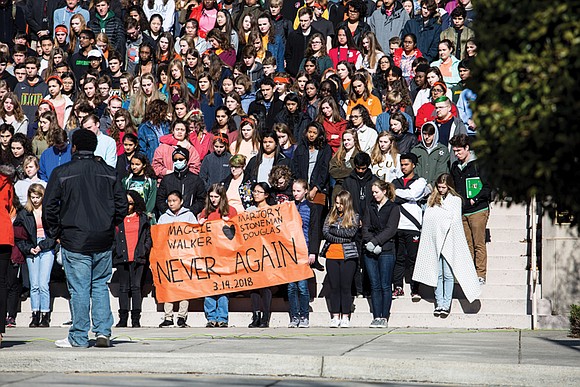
xmin=157 ymin=207 xmax=198 ymax=225
xmin=14 ymin=77 xmax=48 ymax=123
xmin=411 ymin=121 xmax=450 ymax=185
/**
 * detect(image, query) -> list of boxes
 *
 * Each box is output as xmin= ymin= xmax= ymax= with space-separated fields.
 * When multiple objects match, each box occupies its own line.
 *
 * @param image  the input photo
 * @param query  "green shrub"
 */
xmin=570 ymin=304 xmax=580 ymax=338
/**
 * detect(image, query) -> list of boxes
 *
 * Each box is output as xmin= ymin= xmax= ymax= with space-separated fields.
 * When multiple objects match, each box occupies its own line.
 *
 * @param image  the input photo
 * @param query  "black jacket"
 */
xmin=292 ymin=141 xmax=332 ymax=195
xmin=14 ymin=209 xmax=57 ymax=257
xmin=450 ymin=155 xmax=491 ymax=215
xmin=26 ymin=0 xmax=63 ymax=37
xmin=248 ymin=97 xmax=285 ymax=131
xmin=243 ymin=151 xmax=292 ymax=184
xmin=392 ymin=130 xmax=418 ymax=154
xmin=0 ymin=1 xmax=26 ymax=48
xmin=362 ymin=201 xmax=400 ymax=254
xmin=274 ymin=109 xmax=311 ymax=141
xmin=156 ymin=169 xmax=205 ymax=216
xmin=342 ymin=168 xmax=379 ymax=217
xmin=88 ymin=12 xmax=126 ymax=55
xmin=112 ymin=213 xmax=152 ymax=266
xmin=43 ymin=151 xmax=128 ymax=253
xmin=285 ymin=27 xmax=320 ymax=77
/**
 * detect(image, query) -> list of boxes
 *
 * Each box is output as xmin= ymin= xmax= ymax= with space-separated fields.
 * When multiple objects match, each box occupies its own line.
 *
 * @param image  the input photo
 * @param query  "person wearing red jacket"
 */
xmin=0 ymin=164 xmax=15 ymax=346
xmin=317 ymin=96 xmax=348 ymax=154
xmin=415 ymin=82 xmax=458 ymax=129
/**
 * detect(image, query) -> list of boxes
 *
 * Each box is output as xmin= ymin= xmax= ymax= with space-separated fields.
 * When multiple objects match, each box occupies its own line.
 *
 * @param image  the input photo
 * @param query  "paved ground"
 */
xmin=0 ymin=327 xmax=579 ymax=386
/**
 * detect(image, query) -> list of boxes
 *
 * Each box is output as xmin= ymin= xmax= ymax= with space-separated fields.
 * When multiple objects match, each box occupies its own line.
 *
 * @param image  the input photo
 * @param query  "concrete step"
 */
xmin=17 ymin=307 xmax=532 ymax=330
xmin=486 ymin=269 xmax=529 ymax=285
xmin=17 ymin=292 xmax=532 ymax=330
xmin=487 ymin=241 xmax=527 ymax=257
xmin=487 ymin=228 xmax=528 ymax=243
xmin=485 ymin=255 xmax=529 ymax=271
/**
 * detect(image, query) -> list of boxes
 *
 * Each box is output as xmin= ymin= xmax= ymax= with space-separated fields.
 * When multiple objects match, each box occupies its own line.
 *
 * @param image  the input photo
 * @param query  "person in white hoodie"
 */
xmin=157 ymin=190 xmax=198 ymax=328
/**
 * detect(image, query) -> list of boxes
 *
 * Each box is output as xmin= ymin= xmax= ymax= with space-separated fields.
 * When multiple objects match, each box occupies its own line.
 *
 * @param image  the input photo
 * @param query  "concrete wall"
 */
xmin=541 ymin=216 xmax=580 ymax=325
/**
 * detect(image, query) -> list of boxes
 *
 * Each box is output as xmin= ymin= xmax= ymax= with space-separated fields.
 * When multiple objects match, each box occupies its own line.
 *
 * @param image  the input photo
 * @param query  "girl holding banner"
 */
xmin=322 ymin=191 xmax=360 ymax=328
xmin=198 ymin=184 xmax=238 ymax=328
xmin=247 ymin=182 xmax=274 ymax=328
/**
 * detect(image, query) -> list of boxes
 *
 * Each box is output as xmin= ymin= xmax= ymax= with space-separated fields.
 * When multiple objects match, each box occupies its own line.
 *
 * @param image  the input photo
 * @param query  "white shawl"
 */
xmin=413 ymin=194 xmax=481 ymax=303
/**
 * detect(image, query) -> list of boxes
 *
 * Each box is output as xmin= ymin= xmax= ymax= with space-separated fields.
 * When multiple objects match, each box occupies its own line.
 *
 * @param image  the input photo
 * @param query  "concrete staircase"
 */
xmin=16 ymin=202 xmax=534 ymax=329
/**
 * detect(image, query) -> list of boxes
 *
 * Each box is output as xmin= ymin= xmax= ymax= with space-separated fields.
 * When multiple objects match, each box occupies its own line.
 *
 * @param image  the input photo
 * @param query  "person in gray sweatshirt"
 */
xmin=157 ymin=190 xmax=198 ymax=328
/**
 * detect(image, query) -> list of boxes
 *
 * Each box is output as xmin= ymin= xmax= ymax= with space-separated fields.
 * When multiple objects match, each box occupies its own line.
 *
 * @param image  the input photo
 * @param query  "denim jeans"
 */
xmin=27 ymin=237 xmax=54 ymax=312
xmin=364 ymin=252 xmax=396 ymax=319
xmin=435 ymin=256 xmax=454 ymax=309
xmin=288 ymin=279 xmax=310 ymax=319
xmin=62 ymin=248 xmax=114 ymax=347
xmin=204 ymin=295 xmax=229 ymax=323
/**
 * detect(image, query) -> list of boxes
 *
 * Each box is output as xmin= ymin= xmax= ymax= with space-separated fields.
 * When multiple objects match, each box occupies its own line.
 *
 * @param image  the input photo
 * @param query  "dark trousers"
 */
xmin=394 ymin=230 xmax=421 ymax=293
xmin=116 ymin=262 xmax=145 ymax=311
xmin=6 ymin=262 xmax=22 ymax=318
xmin=326 ymin=259 xmax=357 ymax=315
xmin=250 ymin=288 xmax=272 ymax=314
xmin=0 ymin=245 xmax=12 ymax=334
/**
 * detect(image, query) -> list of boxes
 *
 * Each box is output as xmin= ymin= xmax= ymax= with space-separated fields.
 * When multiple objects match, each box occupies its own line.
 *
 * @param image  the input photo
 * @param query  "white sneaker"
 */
xmin=340 ymin=316 xmax=350 ymax=328
xmin=55 ymin=337 xmax=73 ymax=348
xmin=329 ymin=317 xmax=340 ymax=328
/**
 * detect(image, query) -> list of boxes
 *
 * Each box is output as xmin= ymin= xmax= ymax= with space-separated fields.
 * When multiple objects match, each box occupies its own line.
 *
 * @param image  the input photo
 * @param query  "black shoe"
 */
xmin=439 ymin=308 xmax=450 ymax=317
xmin=29 ymin=312 xmax=40 ymax=328
xmin=116 ymin=309 xmax=128 ymax=328
xmin=177 ymin=317 xmax=188 ymax=327
xmin=206 ymin=321 xmax=217 ymax=328
xmin=131 ymin=310 xmax=141 ymax=328
xmin=39 ymin=312 xmax=51 ymax=327
xmin=248 ymin=312 xmax=261 ymax=328
xmin=259 ymin=312 xmax=270 ymax=328
xmin=217 ymin=321 xmax=228 ymax=328
xmin=311 ymin=261 xmax=325 ymax=271
xmin=159 ymin=319 xmax=174 ymax=327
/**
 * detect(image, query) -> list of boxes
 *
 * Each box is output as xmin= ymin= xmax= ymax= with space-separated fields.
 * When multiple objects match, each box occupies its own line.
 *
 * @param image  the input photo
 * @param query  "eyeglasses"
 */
xmin=350 ymin=114 xmax=361 ymax=119
xmin=432 ymin=88 xmax=444 ymax=93
xmin=253 ymin=190 xmax=265 ymax=195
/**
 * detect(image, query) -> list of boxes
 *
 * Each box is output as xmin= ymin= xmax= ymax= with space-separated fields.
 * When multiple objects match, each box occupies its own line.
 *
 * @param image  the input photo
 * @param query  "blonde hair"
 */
xmin=371 ymin=131 xmax=399 ymax=167
xmin=332 ymin=129 xmax=361 ymax=168
xmin=327 ymin=190 xmax=357 ymax=229
xmin=25 ymin=183 xmax=45 ymax=212
xmin=427 ymin=173 xmax=461 ymax=207
xmin=371 ymin=180 xmax=396 ymax=202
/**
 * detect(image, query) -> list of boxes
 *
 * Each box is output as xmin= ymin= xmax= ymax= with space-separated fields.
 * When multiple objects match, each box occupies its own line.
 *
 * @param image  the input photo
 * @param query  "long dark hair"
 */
xmin=303 ymin=121 xmax=327 ymax=149
xmin=131 ymin=152 xmax=157 ymax=179
xmin=248 ymin=130 xmax=282 ymax=179
xmin=127 ymin=189 xmax=147 ymax=214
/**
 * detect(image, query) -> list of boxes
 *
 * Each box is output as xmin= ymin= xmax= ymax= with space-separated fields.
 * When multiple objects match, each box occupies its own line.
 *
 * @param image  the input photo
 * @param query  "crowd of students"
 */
xmin=0 ymin=0 xmax=488 ymax=341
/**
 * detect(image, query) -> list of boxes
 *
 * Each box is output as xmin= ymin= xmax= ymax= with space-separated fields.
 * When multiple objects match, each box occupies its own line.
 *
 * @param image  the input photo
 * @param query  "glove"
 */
xmin=373 ymin=245 xmax=382 ymax=255
xmin=365 ymin=242 xmax=376 ymax=253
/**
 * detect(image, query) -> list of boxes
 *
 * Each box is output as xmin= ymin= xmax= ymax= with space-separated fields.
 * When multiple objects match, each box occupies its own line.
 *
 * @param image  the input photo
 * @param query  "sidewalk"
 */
xmin=1 ymin=327 xmax=579 ymax=385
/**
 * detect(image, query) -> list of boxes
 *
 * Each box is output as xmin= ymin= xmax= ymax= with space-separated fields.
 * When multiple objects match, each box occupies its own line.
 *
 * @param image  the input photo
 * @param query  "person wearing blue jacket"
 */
xmin=38 ymin=130 xmax=72 ymax=182
xmin=401 ymin=0 xmax=442 ymax=62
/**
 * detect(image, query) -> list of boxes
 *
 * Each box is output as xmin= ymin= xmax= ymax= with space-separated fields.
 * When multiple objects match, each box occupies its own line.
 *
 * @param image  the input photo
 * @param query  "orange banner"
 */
xmin=150 ymin=202 xmax=314 ymax=303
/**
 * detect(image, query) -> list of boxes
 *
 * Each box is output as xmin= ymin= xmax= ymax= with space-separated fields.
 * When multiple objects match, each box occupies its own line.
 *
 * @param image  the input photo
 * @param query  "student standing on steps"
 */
xmin=322 ymin=190 xmax=360 ymax=328
xmin=413 ymin=173 xmax=481 ymax=316
xmin=157 ymin=189 xmax=198 ymax=328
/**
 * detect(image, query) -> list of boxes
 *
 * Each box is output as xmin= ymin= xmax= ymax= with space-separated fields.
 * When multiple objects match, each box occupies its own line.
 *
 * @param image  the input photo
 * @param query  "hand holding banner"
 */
xmin=149 ymin=202 xmax=314 ymax=303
